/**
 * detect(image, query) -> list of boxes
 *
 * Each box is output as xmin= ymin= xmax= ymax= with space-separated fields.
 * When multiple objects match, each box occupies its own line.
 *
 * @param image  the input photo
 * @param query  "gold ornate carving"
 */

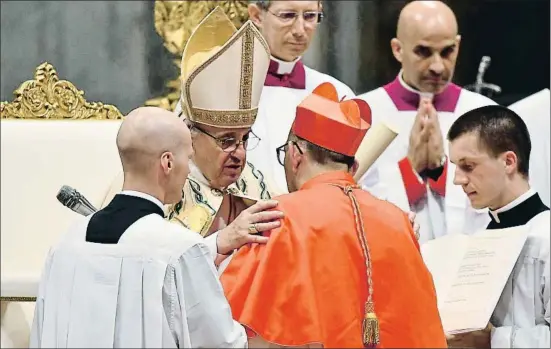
xmin=0 ymin=62 xmax=123 ymax=120
xmin=146 ymin=0 xmax=250 ymax=111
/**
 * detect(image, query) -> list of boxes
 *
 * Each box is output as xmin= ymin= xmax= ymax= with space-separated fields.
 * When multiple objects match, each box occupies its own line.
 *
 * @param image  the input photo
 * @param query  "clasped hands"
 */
xmin=214 ymin=200 xmax=421 ymax=255
xmin=407 ymin=97 xmax=446 ymax=174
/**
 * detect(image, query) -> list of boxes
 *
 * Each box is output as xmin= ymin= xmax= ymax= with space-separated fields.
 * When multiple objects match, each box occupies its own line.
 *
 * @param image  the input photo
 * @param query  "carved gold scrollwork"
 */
xmin=145 ymin=0 xmax=249 ymax=111
xmin=0 ymin=62 xmax=123 ymax=120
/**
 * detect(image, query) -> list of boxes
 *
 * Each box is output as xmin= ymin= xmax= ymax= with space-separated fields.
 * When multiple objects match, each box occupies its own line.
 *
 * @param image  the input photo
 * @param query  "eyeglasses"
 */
xmin=193 ymin=125 xmax=260 ymax=153
xmin=276 ymin=141 xmax=303 ymax=166
xmin=266 ymin=9 xmax=324 ymax=25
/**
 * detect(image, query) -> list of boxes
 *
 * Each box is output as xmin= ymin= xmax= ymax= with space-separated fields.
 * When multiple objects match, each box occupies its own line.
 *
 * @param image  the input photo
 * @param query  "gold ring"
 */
xmin=248 ymin=224 xmax=258 ymax=234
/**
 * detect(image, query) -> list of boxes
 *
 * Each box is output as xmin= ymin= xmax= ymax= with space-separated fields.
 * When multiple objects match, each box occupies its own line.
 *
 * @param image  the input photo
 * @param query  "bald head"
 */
xmin=116 ymin=107 xmax=191 ymax=174
xmin=397 ymin=1 xmax=457 ymax=42
xmin=391 ymin=1 xmax=460 ymax=94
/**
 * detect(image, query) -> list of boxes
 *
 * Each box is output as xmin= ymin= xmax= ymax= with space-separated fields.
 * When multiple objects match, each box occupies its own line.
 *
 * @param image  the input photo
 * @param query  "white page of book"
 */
xmin=421 ymin=227 xmax=529 ymax=334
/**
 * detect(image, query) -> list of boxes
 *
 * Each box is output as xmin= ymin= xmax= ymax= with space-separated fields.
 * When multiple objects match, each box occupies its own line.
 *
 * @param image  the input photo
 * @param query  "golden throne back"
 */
xmin=0 ymin=62 xmax=124 ymax=348
xmin=145 ymin=0 xmax=250 ymax=110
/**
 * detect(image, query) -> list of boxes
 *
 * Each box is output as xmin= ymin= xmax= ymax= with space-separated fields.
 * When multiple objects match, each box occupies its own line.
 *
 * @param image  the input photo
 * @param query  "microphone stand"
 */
xmin=465 ymin=56 xmax=502 ymax=99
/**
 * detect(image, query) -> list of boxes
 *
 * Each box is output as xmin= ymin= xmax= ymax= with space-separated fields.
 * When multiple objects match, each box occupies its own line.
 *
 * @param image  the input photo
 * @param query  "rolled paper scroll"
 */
xmin=353 ymin=121 xmax=399 ymax=181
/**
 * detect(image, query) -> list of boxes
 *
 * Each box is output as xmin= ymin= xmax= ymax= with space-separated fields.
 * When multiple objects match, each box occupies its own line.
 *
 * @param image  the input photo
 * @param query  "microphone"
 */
xmin=56 ymin=185 xmax=98 ymax=216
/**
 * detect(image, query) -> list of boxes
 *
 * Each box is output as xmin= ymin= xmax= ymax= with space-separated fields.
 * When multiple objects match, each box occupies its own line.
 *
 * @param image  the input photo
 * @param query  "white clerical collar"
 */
xmin=489 ymin=188 xmax=536 ymax=223
xmin=398 ymin=70 xmax=435 ymax=100
xmin=120 ymin=190 xmax=164 ymax=212
xmin=272 ymin=55 xmax=301 ymax=75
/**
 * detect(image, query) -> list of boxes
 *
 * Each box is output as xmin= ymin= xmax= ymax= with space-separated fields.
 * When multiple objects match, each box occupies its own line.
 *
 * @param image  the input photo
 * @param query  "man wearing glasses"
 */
xmin=220 ymin=82 xmax=446 ymax=348
xmin=102 ymin=8 xmax=283 ymax=267
xmin=245 ymin=0 xmax=359 ymax=193
xmin=167 ymin=7 xmax=285 ymax=264
xmin=248 ymin=0 xmax=350 ymax=96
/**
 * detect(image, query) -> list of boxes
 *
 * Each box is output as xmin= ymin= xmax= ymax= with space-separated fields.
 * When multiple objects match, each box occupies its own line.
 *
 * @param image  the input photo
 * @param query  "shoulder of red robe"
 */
xmin=292 ymin=82 xmax=371 ymax=157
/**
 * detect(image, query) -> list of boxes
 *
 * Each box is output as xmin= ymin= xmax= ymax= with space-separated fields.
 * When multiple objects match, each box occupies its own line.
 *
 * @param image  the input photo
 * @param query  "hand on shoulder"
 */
xmin=216 ymin=199 xmax=284 ymax=255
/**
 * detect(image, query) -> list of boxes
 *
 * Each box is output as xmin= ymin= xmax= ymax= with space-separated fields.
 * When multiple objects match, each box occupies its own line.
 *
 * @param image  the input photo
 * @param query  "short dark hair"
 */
xmin=290 ymin=133 xmax=355 ymax=169
xmin=447 ymin=105 xmax=531 ymax=177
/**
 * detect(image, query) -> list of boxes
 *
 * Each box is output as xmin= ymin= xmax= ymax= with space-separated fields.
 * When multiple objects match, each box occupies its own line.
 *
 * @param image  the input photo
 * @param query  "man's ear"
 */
xmin=248 ymin=3 xmax=263 ymax=27
xmin=289 ymin=143 xmax=303 ymax=172
xmin=161 ymin=152 xmax=174 ymax=174
xmin=502 ymin=151 xmax=518 ymax=175
xmin=455 ymin=34 xmax=462 ymax=54
xmin=390 ymin=38 xmax=403 ymax=63
xmin=351 ymin=159 xmax=359 ymax=177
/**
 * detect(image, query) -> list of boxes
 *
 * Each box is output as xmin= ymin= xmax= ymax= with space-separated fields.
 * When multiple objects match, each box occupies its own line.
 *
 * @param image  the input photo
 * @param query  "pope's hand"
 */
xmin=216 ymin=200 xmax=284 ymax=255
xmin=407 ymin=211 xmax=420 ymax=240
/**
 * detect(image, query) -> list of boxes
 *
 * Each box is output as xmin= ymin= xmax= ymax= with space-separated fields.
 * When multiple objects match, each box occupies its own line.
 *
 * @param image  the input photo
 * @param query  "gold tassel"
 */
xmin=362 ymin=302 xmax=380 ymax=347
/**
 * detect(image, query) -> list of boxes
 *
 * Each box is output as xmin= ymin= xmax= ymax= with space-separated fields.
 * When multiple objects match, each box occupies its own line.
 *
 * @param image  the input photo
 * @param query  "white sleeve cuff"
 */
xmin=204 ymin=232 xmax=219 ymax=262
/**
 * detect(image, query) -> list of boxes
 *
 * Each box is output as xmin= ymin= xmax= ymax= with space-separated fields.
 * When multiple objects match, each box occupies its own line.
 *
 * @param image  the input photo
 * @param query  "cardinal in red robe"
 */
xmin=220 ymin=82 xmax=447 ymax=348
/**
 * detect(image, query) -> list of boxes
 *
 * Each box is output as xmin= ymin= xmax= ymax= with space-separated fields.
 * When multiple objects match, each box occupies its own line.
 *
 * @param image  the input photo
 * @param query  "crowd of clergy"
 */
xmin=29 ymin=1 xmax=549 ymax=348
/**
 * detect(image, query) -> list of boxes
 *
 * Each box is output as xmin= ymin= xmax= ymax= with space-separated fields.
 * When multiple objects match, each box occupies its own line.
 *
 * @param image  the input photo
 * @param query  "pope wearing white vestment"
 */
xmin=28 ymin=6 xmax=284 ymax=347
xmin=104 ymin=6 xmax=281 ymax=244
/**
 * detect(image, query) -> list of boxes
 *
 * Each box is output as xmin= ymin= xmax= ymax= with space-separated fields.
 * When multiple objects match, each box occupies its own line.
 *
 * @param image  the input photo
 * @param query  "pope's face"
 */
xmin=449 ymin=132 xmax=508 ymax=210
xmin=250 ymin=1 xmax=320 ymax=62
xmin=283 ymin=150 xmax=296 ymax=193
xmin=190 ymin=124 xmax=251 ymax=189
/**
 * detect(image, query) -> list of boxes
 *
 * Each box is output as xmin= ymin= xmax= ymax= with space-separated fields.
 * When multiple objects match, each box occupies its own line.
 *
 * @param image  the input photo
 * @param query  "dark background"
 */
xmin=323 ymin=0 xmax=550 ymax=105
xmin=1 ymin=0 xmax=549 ymax=112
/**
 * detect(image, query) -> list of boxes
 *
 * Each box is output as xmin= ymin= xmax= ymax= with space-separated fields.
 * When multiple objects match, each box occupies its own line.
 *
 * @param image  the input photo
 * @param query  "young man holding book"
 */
xmin=447 ymin=105 xmax=550 ymax=348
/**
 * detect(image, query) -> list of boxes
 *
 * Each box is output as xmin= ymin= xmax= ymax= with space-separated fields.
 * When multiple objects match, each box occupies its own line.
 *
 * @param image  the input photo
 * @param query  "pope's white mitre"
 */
xmin=180 ymin=6 xmax=270 ymax=128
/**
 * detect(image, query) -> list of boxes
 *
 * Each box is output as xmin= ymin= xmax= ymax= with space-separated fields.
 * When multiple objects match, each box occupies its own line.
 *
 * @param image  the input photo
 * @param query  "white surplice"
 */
xmin=508 ymin=89 xmax=550 ymax=208
xmin=356 ymin=73 xmax=496 ymax=243
xmin=490 ymin=213 xmax=550 ymax=348
xmin=29 ymin=211 xmax=247 ymax=348
xmin=463 ymin=190 xmax=550 ymax=348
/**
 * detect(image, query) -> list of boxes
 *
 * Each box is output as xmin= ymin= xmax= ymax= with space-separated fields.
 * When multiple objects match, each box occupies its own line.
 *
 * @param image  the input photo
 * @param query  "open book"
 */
xmin=420 ymin=227 xmax=529 ymax=334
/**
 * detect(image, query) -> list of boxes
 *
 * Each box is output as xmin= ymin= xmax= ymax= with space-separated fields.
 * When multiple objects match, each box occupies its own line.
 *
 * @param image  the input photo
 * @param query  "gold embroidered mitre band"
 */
xmin=180 ymin=6 xmax=270 ymax=128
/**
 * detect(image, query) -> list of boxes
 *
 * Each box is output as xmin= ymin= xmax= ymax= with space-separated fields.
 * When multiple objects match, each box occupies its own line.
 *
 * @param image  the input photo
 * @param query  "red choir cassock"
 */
xmin=220 ymin=82 xmax=447 ymax=348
